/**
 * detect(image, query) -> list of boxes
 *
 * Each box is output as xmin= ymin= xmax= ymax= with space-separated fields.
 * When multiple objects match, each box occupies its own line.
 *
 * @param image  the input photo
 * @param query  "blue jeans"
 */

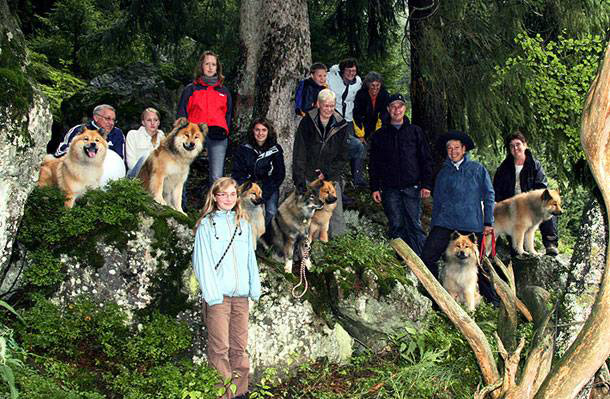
xmin=381 ymin=186 xmax=426 ymax=256
xmin=127 ymin=155 xmax=147 ymax=178
xmin=264 ymin=190 xmax=279 ymax=227
xmin=206 ymin=136 xmax=228 ymax=182
xmin=346 ymin=125 xmax=365 ymax=161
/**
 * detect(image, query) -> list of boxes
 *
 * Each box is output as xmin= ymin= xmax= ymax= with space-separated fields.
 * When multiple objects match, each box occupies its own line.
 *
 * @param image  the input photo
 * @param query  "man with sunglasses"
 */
xmin=55 ymin=104 xmax=126 ymax=160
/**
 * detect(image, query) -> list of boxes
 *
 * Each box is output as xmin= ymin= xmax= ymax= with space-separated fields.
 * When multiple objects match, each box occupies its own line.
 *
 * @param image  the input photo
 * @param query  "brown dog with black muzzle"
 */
xmin=137 ymin=118 xmax=206 ymax=213
xmin=238 ymin=181 xmax=265 ymax=249
xmin=308 ymin=179 xmax=338 ymax=243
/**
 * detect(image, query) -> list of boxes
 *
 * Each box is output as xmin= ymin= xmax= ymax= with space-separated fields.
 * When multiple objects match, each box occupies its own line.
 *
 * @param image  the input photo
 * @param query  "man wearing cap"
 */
xmin=421 ymin=131 xmax=497 ymax=303
xmin=369 ymin=93 xmax=433 ymax=256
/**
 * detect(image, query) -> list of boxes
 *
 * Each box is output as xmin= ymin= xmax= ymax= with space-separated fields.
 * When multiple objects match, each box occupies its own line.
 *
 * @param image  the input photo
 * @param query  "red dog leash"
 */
xmin=480 ymin=230 xmax=496 ymax=260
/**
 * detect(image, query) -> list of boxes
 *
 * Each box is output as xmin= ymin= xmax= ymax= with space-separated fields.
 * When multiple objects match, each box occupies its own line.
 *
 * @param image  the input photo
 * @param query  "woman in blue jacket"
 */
xmin=232 ymin=118 xmax=285 ymax=226
xmin=192 ymin=177 xmax=261 ymax=399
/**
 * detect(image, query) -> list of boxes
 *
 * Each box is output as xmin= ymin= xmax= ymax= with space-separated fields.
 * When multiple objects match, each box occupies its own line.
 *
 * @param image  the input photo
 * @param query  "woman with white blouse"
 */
xmin=126 ymin=107 xmax=165 ymax=176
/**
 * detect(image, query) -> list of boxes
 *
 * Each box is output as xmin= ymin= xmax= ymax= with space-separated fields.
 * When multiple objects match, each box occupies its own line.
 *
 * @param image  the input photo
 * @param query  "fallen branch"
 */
xmin=390 ymin=239 xmax=500 ymax=392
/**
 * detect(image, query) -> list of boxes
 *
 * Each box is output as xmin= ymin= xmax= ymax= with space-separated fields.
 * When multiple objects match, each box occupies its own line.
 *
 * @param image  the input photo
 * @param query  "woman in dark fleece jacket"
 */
xmin=353 ymin=71 xmax=390 ymax=139
xmin=493 ymin=131 xmax=559 ymax=255
xmin=232 ymin=118 xmax=285 ymax=226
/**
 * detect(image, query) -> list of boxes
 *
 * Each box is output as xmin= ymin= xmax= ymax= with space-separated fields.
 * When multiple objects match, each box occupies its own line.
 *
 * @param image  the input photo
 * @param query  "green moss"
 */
xmin=0 ymin=66 xmax=33 ymax=147
xmin=13 ymin=296 xmax=219 ymax=399
xmin=15 ymin=179 xmax=194 ymax=307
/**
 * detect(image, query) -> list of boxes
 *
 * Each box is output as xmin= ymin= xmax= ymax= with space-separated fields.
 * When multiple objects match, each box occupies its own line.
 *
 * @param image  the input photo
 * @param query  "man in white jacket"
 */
xmin=328 ymin=58 xmax=366 ymax=188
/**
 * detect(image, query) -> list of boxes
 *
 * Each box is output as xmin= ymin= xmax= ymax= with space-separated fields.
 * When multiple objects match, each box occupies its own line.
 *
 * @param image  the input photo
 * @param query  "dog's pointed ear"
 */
xmin=242 ymin=181 xmax=253 ymax=194
xmin=174 ymin=117 xmax=189 ymax=129
xmin=542 ymin=189 xmax=552 ymax=201
xmin=468 ymin=233 xmax=478 ymax=244
xmin=97 ymin=128 xmax=108 ymax=139
xmin=198 ymin=123 xmax=208 ymax=135
xmin=309 ymin=179 xmax=323 ymax=189
xmin=450 ymin=230 xmax=461 ymax=241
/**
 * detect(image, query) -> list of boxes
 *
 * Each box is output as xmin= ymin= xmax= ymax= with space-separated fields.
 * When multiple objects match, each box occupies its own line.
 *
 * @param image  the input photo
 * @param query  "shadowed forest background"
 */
xmin=1 ymin=0 xmax=609 ymax=398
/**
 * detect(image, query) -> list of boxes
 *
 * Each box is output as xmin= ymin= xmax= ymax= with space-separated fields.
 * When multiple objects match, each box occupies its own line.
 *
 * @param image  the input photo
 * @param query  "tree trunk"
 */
xmin=407 ymin=4 xmax=447 ymax=162
xmin=234 ymin=0 xmax=311 ymax=193
xmin=535 ymin=41 xmax=610 ymax=399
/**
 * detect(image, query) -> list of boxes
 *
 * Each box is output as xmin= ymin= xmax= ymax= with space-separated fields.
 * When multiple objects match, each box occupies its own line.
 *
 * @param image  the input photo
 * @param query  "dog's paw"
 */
xmin=284 ymin=260 xmax=293 ymax=274
xmin=155 ymin=197 xmax=168 ymax=206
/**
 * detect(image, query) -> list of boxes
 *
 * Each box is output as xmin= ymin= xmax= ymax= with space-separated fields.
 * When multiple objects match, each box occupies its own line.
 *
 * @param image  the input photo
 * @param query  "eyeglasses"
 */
xmin=215 ymin=192 xmax=237 ymax=198
xmin=509 ymin=142 xmax=524 ymax=149
xmin=95 ymin=113 xmax=116 ymax=124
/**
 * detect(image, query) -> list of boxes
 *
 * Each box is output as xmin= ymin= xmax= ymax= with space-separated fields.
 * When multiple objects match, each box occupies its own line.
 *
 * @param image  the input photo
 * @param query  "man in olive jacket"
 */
xmin=293 ymin=89 xmax=349 ymax=236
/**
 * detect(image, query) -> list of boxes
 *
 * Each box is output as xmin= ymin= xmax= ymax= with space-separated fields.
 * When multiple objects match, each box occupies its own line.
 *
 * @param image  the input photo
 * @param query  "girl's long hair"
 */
xmin=195 ymin=177 xmax=247 ymax=228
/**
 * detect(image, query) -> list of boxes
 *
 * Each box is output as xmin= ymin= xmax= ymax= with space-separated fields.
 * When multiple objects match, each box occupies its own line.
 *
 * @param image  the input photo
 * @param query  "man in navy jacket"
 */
xmin=55 ymin=104 xmax=125 ymax=159
xmin=369 ymin=93 xmax=433 ymax=256
xmin=421 ymin=130 xmax=498 ymax=304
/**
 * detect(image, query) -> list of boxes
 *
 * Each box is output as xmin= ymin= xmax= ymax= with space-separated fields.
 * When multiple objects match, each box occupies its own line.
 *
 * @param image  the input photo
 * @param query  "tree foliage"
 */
xmin=407 ymin=0 xmax=609 ymax=178
xmin=493 ymin=33 xmax=606 ymax=181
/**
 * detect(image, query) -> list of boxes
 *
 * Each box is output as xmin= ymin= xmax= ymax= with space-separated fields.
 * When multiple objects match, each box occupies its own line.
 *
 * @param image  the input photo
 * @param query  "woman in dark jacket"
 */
xmin=493 ymin=131 xmax=559 ymax=256
xmin=353 ymin=71 xmax=390 ymax=139
xmin=232 ymin=118 xmax=285 ymax=226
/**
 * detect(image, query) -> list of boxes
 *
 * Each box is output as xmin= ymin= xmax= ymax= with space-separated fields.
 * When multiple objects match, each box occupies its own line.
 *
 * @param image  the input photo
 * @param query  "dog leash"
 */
xmin=479 ymin=230 xmax=496 ymax=260
xmin=291 ymin=238 xmax=311 ymax=299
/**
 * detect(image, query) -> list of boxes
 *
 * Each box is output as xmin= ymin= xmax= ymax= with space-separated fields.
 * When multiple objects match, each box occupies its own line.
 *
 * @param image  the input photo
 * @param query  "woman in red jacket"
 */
xmin=178 ymin=51 xmax=233 ymax=183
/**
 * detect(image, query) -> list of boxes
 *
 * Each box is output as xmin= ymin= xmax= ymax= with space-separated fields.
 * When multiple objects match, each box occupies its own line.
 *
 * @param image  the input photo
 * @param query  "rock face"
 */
xmin=0 ymin=1 xmax=53 ymax=273
xmin=0 ymin=93 xmax=52 ymax=272
xmin=53 ymin=62 xmax=182 ymax=149
xmin=556 ymin=196 xmax=607 ymax=354
xmin=509 ymin=196 xmax=607 ymax=399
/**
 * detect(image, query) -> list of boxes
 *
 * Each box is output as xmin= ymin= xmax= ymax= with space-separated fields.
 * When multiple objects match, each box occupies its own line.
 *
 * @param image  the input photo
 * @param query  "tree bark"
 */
xmin=535 ymin=41 xmax=610 ymax=399
xmin=407 ymin=3 xmax=448 ymax=162
xmin=234 ymin=0 xmax=311 ymax=193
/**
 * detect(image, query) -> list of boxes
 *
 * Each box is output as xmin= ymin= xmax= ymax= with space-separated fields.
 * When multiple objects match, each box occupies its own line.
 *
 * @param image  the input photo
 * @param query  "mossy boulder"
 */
xmin=0 ymin=0 xmax=52 ymax=274
xmin=9 ymin=180 xmax=431 ymax=382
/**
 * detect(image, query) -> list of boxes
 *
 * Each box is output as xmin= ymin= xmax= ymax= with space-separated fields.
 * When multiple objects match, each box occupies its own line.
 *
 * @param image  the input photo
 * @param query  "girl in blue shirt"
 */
xmin=192 ymin=177 xmax=261 ymax=399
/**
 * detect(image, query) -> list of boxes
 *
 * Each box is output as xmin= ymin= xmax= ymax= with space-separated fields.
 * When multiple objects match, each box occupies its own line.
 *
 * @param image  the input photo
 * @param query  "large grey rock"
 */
xmin=0 ymin=93 xmax=52 ymax=273
xmin=26 ymin=205 xmax=433 ymax=380
xmin=0 ymin=0 xmax=53 ymax=275
xmin=59 ymin=62 xmax=182 ymax=134
xmin=334 ymin=268 xmax=431 ymax=352
xmin=53 ymin=215 xmax=194 ymax=318
xmin=557 ymin=196 xmax=607 ymax=399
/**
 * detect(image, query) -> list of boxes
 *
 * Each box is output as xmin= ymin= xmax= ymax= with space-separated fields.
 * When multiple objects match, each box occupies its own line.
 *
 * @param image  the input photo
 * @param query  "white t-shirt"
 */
xmin=125 ymin=125 xmax=165 ymax=171
xmin=514 ymin=164 xmax=523 ymax=194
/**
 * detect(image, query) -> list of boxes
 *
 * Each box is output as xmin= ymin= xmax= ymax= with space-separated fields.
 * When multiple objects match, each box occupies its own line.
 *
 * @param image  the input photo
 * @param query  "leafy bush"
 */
xmin=12 ymin=295 xmax=219 ymax=399
xmin=261 ymin=305 xmax=510 ymax=399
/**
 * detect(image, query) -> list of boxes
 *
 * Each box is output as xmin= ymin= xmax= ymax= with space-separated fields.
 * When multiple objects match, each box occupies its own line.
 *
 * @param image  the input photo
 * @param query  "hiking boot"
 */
xmin=545 ymin=244 xmax=559 ymax=257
